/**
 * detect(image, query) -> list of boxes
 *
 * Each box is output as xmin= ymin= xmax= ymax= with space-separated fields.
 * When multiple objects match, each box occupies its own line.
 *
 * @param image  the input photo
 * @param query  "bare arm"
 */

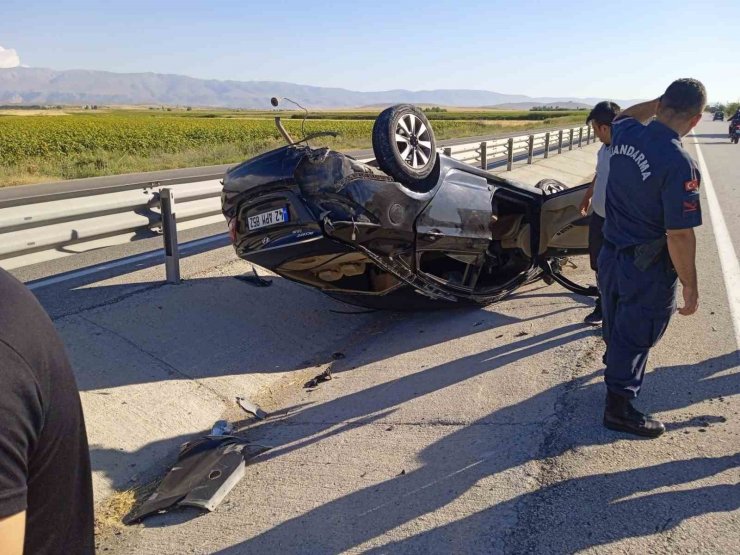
xmin=620 ymin=98 xmax=660 ymax=123
xmin=0 ymin=511 xmax=25 ymax=555
xmin=579 ymin=174 xmax=596 ymax=216
xmin=667 ymin=228 xmax=698 ymax=315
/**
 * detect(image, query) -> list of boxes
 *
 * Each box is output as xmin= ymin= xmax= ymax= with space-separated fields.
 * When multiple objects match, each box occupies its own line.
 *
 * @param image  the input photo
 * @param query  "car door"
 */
xmin=499 ymin=183 xmax=591 ymax=258
xmin=538 ymin=184 xmax=591 ymax=256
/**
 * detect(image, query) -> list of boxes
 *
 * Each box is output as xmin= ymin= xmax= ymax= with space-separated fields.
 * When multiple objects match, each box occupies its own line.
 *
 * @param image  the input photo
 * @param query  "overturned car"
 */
xmin=221 ymin=103 xmax=595 ymax=309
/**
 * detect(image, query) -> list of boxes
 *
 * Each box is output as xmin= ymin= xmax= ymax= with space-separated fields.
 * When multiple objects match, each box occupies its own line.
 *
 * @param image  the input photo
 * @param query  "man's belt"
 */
xmin=604 ymin=236 xmax=668 ymax=271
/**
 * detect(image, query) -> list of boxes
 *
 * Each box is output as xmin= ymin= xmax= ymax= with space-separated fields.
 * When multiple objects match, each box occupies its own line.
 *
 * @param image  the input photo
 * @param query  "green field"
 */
xmin=0 ymin=108 xmax=587 ymax=186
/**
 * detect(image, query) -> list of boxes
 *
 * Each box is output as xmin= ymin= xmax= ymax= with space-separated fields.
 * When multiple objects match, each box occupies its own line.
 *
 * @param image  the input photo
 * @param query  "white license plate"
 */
xmin=248 ymin=207 xmax=289 ymax=231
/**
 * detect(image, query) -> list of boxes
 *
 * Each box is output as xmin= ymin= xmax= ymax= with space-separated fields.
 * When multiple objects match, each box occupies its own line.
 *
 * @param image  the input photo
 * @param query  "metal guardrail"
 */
xmin=0 ymin=124 xmax=593 ymax=277
xmin=439 ymin=125 xmax=592 ymax=169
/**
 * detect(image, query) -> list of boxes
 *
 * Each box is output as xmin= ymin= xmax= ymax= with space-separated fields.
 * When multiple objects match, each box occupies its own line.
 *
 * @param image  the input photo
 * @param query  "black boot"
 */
xmin=584 ymin=296 xmax=603 ymax=325
xmin=603 ymin=392 xmax=665 ymax=438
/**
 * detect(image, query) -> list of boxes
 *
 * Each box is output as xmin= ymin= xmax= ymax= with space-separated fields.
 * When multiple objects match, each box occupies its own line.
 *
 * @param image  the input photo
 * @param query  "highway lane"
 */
xmin=690 ymin=116 xmax=740 ymax=248
xmin=686 ymin=116 xmax=740 ymax=348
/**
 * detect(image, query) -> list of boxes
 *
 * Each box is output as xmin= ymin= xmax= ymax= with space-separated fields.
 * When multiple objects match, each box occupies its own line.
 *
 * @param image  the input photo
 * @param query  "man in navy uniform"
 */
xmin=599 ymin=78 xmax=705 ymax=437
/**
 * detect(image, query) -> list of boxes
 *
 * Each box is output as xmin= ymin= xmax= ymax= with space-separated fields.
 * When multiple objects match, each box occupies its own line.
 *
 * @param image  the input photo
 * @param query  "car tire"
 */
xmin=372 ymin=104 xmax=437 ymax=186
xmin=535 ymin=178 xmax=568 ymax=195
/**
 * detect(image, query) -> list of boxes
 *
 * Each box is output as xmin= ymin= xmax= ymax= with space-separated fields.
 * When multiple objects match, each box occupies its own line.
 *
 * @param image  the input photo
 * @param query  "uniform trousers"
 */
xmin=598 ymin=241 xmax=677 ymax=398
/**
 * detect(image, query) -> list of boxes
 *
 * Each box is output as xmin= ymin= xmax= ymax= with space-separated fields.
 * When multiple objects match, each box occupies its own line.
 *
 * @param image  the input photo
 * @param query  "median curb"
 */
xmin=502 ymin=142 xmax=599 ymax=187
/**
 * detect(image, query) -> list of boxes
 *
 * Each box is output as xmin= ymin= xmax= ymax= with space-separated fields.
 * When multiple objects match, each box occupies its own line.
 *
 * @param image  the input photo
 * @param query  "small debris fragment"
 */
xmin=210 ymin=420 xmax=234 ymax=436
xmin=515 ymin=331 xmax=529 ymax=337
xmin=399 ymin=469 xmax=406 ymax=476
xmin=474 ymin=321 xmax=483 ymax=327
xmin=331 ymin=352 xmax=346 ymax=360
xmin=496 ymin=334 xmax=504 ymax=339
xmin=305 ymin=369 xmax=333 ymax=388
xmin=234 ymin=266 xmax=273 ymax=287
xmin=235 ymin=396 xmax=268 ymax=420
xmin=385 ymin=426 xmax=394 ymax=432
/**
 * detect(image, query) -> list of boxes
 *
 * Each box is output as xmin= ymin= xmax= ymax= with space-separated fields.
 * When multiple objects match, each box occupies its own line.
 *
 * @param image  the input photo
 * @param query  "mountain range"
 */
xmin=0 ymin=67 xmax=638 ymax=109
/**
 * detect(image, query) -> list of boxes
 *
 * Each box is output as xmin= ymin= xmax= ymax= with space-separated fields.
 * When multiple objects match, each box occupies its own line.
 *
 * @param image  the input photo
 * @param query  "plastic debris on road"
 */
xmin=235 ymin=396 xmax=269 ymax=420
xmin=234 ymin=266 xmax=273 ymax=287
xmin=210 ymin=420 xmax=234 ymax=436
xmin=123 ymin=436 xmax=271 ymax=524
xmin=304 ymin=368 xmax=333 ymax=388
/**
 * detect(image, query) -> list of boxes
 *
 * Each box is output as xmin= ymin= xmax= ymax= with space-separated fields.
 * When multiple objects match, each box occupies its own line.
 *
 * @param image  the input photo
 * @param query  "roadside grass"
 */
xmin=0 ymin=110 xmax=587 ymax=186
xmin=94 ymin=489 xmax=137 ymax=535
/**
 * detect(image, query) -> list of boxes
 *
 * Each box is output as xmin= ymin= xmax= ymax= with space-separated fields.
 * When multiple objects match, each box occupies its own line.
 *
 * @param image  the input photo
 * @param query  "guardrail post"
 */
xmin=586 ymin=126 xmax=592 ymax=144
xmin=568 ymin=129 xmax=574 ymax=151
xmin=527 ymin=135 xmax=534 ymax=164
xmin=160 ymin=188 xmax=181 ymax=284
xmin=443 ymin=147 xmax=452 ymax=157
xmin=558 ymin=130 xmax=563 ymax=154
xmin=544 ymin=132 xmax=550 ymax=159
xmin=578 ymin=128 xmax=583 ymax=148
xmin=480 ymin=142 xmax=487 ymax=169
xmin=507 ymin=138 xmax=514 ymax=171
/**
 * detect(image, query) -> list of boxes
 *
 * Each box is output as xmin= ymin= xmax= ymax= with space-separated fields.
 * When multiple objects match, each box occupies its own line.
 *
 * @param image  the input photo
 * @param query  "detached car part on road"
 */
xmin=222 ymin=103 xmax=596 ymax=309
xmin=124 ymin=436 xmax=270 ymax=523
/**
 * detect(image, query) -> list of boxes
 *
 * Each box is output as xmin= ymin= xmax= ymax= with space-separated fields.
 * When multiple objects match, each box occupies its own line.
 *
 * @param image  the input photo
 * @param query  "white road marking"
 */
xmin=26 ymin=233 xmax=228 ymax=290
xmin=692 ymin=133 xmax=740 ymax=351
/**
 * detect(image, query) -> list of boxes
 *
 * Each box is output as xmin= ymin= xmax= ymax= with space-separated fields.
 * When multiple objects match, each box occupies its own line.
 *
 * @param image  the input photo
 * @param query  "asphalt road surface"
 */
xmin=691 ymin=117 xmax=740 ymax=252
xmin=96 ymin=116 xmax=738 ymax=554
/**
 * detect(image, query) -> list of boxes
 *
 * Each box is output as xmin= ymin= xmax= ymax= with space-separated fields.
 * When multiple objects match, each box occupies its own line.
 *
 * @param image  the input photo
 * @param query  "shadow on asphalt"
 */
xmin=58 ymin=268 xmax=591 ymax=394
xmin=66 ymin=278 xmax=580 ymax=392
xmin=693 ymin=132 xmax=734 ymax=138
xmin=360 ymin=454 xmax=739 ymax=554
xmin=200 ymin=350 xmax=738 ymax=553
xmin=81 ymin=273 xmax=587 ymax=499
xmin=692 ymin=132 xmax=736 ymax=144
xmin=79 ymin=263 xmax=736 ymax=550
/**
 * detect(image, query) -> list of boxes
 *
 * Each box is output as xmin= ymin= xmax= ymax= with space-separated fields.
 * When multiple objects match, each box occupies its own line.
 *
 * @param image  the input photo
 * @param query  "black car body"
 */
xmin=222 ymin=106 xmax=594 ymax=309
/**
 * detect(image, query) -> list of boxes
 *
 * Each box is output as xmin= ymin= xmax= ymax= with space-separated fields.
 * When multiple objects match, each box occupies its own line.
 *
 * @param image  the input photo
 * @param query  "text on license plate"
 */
xmin=248 ymin=207 xmax=289 ymax=231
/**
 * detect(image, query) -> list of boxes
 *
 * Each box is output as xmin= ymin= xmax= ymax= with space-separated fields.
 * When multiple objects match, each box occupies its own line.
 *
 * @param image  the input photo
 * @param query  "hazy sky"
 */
xmin=1 ymin=0 xmax=738 ymax=102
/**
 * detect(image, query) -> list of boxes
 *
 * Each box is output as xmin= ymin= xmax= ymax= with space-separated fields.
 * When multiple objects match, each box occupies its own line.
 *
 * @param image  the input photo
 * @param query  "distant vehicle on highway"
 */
xmin=713 ymin=111 xmax=725 ymax=121
xmin=730 ymin=119 xmax=740 ymax=144
xmin=221 ymin=100 xmax=595 ymax=309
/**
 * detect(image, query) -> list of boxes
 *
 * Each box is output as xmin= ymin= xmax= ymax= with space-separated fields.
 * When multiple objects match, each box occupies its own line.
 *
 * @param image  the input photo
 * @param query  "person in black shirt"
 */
xmin=0 ymin=268 xmax=94 ymax=554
